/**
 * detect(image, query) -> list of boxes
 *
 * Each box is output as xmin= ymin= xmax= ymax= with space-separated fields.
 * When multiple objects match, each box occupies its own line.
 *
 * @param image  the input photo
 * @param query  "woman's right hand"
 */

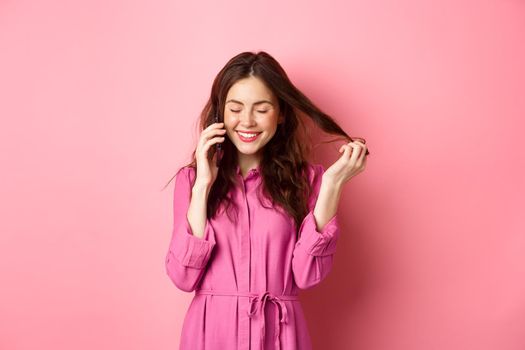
xmin=194 ymin=121 xmax=227 ymax=188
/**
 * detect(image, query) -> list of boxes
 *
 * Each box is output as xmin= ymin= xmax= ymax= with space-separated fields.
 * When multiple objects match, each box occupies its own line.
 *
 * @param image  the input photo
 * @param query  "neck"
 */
xmin=237 ymin=152 xmax=262 ymax=174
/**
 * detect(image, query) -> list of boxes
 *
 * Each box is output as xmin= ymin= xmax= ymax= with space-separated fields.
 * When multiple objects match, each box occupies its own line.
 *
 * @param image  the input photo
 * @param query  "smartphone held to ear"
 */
xmin=213 ymin=114 xmax=223 ymax=167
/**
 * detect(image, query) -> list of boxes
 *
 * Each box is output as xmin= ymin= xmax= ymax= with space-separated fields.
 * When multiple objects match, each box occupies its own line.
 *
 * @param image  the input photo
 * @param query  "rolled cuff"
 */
xmin=296 ymin=210 xmax=339 ymax=256
xmin=170 ymin=215 xmax=216 ymax=269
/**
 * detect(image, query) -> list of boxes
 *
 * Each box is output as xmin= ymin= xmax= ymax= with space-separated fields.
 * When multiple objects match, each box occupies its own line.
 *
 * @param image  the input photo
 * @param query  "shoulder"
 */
xmin=303 ymin=163 xmax=325 ymax=210
xmin=305 ymin=162 xmax=325 ymax=185
xmin=175 ymin=165 xmax=197 ymax=186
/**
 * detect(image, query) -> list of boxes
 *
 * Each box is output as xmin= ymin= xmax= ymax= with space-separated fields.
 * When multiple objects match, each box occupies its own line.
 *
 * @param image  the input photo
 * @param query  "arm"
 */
xmin=165 ymin=167 xmax=216 ymax=292
xmin=292 ymin=164 xmax=342 ymax=290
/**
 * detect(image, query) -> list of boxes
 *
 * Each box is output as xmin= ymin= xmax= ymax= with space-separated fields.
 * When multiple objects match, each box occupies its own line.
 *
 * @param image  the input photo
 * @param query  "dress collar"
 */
xmin=235 ymin=164 xmax=261 ymax=179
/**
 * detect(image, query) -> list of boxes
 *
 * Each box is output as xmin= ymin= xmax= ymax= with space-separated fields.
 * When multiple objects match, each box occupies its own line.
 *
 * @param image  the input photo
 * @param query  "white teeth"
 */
xmin=238 ymin=132 xmax=258 ymax=138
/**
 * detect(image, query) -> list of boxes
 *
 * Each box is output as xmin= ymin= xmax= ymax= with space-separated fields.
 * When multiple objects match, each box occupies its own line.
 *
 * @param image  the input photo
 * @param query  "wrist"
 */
xmin=322 ymin=173 xmax=344 ymax=192
xmin=192 ymin=181 xmax=212 ymax=196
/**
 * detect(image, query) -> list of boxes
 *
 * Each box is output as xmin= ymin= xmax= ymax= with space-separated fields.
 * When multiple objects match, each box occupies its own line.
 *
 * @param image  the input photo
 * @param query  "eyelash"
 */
xmin=230 ymin=109 xmax=268 ymax=114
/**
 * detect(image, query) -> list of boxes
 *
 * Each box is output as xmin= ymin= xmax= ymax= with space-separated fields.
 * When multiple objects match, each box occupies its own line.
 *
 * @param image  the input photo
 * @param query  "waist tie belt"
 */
xmin=195 ymin=289 xmax=299 ymax=350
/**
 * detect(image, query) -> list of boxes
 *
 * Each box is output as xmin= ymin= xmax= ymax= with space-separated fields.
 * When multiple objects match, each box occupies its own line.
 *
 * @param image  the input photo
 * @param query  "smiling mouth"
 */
xmin=236 ymin=131 xmax=261 ymax=142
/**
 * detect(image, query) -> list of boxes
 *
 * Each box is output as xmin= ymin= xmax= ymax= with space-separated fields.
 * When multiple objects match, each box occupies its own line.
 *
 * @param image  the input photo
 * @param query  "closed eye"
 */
xmin=229 ymin=109 xmax=268 ymax=114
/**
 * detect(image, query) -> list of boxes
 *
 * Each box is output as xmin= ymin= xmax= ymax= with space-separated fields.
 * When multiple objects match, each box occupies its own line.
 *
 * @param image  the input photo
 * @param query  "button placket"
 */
xmin=238 ymin=171 xmax=252 ymax=349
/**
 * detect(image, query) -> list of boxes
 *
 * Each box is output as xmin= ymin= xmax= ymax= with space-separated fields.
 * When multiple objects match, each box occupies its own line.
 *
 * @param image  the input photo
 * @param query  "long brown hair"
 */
xmin=163 ymin=51 xmax=368 ymax=238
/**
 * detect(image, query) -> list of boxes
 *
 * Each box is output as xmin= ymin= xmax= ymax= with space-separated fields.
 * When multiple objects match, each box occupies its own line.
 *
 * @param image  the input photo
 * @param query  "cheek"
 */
xmin=224 ymin=121 xmax=237 ymax=137
xmin=222 ymin=118 xmax=233 ymax=130
xmin=263 ymin=114 xmax=280 ymax=130
xmin=223 ymin=114 xmax=238 ymax=127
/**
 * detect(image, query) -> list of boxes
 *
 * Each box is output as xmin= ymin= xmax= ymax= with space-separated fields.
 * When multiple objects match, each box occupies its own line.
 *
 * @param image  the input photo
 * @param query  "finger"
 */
xmin=356 ymin=148 xmax=367 ymax=169
xmin=341 ymin=144 xmax=352 ymax=161
xmin=204 ymin=136 xmax=225 ymax=160
xmin=205 ymin=135 xmax=225 ymax=151
xmin=208 ymin=127 xmax=227 ymax=137
xmin=204 ymin=121 xmax=225 ymax=132
xmin=353 ymin=138 xmax=368 ymax=152
xmin=349 ymin=143 xmax=361 ymax=164
xmin=353 ymin=141 xmax=367 ymax=157
xmin=201 ymin=125 xmax=226 ymax=146
xmin=197 ymin=135 xmax=224 ymax=155
xmin=360 ymin=143 xmax=368 ymax=160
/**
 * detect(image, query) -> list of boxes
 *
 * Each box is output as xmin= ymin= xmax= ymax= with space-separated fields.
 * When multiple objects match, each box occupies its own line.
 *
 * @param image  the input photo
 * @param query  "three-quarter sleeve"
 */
xmin=292 ymin=163 xmax=340 ymax=290
xmin=165 ymin=166 xmax=216 ymax=292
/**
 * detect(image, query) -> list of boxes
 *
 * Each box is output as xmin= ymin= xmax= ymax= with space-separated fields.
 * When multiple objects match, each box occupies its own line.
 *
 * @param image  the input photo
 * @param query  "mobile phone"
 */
xmin=213 ymin=114 xmax=223 ymax=167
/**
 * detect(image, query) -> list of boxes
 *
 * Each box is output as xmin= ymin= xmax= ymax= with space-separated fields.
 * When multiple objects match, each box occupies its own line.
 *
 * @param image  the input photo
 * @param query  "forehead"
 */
xmin=225 ymin=77 xmax=275 ymax=103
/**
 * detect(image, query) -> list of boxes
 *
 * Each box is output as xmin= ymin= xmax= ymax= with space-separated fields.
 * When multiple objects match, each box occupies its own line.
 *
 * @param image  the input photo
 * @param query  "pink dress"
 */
xmin=165 ymin=163 xmax=340 ymax=350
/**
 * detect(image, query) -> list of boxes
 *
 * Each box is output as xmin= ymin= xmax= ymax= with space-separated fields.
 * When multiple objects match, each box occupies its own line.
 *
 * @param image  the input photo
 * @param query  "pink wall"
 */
xmin=1 ymin=0 xmax=524 ymax=349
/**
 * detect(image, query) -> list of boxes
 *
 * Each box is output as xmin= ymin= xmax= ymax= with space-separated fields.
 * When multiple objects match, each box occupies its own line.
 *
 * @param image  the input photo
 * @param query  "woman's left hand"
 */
xmin=324 ymin=138 xmax=368 ymax=187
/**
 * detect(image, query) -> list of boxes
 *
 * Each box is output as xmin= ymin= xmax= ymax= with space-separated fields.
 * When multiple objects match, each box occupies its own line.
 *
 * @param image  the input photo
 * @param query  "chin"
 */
xmin=237 ymin=148 xmax=262 ymax=155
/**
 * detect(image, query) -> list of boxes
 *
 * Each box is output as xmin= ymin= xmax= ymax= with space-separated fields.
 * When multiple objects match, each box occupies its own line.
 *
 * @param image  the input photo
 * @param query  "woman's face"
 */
xmin=223 ymin=76 xmax=282 ymax=161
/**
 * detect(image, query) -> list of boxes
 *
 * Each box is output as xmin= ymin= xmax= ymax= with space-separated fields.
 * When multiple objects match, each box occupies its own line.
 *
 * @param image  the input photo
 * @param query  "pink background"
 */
xmin=1 ymin=0 xmax=524 ymax=349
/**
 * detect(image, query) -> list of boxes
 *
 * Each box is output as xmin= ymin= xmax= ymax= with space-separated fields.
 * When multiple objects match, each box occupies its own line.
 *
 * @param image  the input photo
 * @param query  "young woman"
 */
xmin=164 ymin=51 xmax=369 ymax=350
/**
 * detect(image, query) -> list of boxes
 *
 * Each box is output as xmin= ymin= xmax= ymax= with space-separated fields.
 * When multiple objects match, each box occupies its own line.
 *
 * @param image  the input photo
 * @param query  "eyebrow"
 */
xmin=226 ymin=99 xmax=274 ymax=106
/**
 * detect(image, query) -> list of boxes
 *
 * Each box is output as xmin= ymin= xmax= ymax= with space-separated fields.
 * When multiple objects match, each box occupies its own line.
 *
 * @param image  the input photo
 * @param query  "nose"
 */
xmin=238 ymin=110 xmax=257 ymax=127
